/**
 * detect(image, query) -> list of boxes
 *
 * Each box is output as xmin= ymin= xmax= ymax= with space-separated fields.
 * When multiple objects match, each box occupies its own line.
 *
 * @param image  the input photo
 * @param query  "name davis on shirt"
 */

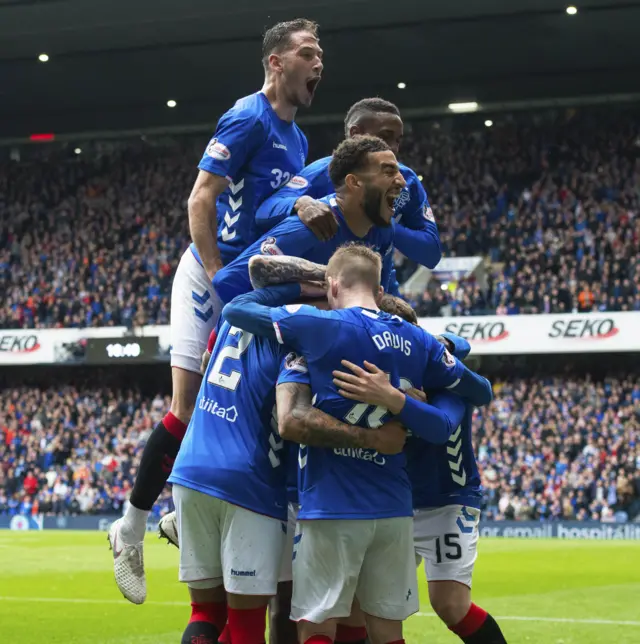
xmin=372 ymin=331 xmax=412 ymax=356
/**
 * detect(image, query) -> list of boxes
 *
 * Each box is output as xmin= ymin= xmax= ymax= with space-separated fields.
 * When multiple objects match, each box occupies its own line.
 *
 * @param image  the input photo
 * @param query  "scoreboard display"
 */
xmin=85 ymin=337 xmax=159 ymax=364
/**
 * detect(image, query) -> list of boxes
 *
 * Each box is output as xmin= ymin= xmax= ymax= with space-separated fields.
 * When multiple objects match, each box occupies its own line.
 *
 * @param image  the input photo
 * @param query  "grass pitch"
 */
xmin=0 ymin=531 xmax=639 ymax=643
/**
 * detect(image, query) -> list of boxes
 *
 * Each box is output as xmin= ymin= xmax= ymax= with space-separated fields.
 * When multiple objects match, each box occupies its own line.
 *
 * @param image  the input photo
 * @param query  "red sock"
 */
xmin=163 ymin=411 xmax=187 ymax=441
xmin=304 ymin=636 xmax=333 ymax=644
xmin=227 ymin=605 xmax=268 ymax=644
xmin=450 ymin=603 xmax=488 ymax=638
xmin=219 ymin=623 xmax=230 ymax=644
xmin=207 ymin=329 xmax=218 ymax=353
xmin=335 ymin=625 xmax=367 ymax=642
xmin=190 ymin=601 xmax=228 ymax=634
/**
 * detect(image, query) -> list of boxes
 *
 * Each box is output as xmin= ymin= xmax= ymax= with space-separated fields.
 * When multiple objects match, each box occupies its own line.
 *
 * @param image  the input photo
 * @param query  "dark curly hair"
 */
xmin=328 ymin=135 xmax=391 ymax=188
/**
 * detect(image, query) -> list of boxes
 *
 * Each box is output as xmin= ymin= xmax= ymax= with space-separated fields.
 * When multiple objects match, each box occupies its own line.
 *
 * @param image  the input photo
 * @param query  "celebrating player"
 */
xmin=333 ymin=324 xmax=507 ymax=643
xmin=167 ymin=301 xmax=404 ymax=644
xmin=212 ymin=135 xmax=406 ymax=305
xmin=221 ymin=244 xmax=492 ymax=644
xmin=108 ymin=18 xmax=323 ymax=604
xmin=256 ymin=97 xmax=441 ymax=267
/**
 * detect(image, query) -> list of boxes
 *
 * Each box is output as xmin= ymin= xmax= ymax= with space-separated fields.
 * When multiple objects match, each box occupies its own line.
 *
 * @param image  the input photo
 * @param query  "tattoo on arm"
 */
xmin=276 ymin=383 xmax=368 ymax=449
xmin=249 ymin=255 xmax=326 ymax=289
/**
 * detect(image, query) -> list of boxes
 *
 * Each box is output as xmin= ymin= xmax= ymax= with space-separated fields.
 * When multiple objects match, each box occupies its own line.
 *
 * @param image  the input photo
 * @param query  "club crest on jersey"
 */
xmin=442 ymin=348 xmax=455 ymax=368
xmin=394 ymin=187 xmax=410 ymax=211
xmin=423 ymin=205 xmax=435 ymax=222
xmin=206 ymin=138 xmax=231 ymax=161
xmin=284 ymin=351 xmax=308 ymax=373
xmin=285 ymin=304 xmax=303 ymax=314
xmin=285 ymin=175 xmax=309 ymax=190
xmin=260 ymin=236 xmax=283 ymax=256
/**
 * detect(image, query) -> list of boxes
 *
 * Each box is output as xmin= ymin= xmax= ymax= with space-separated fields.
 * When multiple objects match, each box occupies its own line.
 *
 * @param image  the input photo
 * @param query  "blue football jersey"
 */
xmin=169 ymin=320 xmax=309 ymax=521
xmin=268 ymin=305 xmax=466 ymax=520
xmin=255 ymin=155 xmax=440 ymax=267
xmin=191 ymin=92 xmax=308 ymax=265
xmin=213 ymin=194 xmax=396 ymax=304
xmin=406 ymin=392 xmax=483 ymax=510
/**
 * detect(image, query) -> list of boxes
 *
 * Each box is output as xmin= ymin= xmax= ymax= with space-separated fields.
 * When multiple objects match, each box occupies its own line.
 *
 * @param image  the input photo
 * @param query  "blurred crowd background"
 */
xmin=1 ymin=105 xmax=639 ymax=521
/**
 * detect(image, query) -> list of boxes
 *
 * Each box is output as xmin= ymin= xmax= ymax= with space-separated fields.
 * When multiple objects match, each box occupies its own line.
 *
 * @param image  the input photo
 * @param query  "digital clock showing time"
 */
xmin=85 ymin=337 xmax=159 ymax=364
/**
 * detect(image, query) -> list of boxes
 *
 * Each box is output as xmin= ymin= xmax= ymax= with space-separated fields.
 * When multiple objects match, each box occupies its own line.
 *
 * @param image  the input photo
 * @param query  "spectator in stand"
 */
xmin=0 ymin=384 xmax=173 ymax=518
xmin=1 ymin=374 xmax=638 ymax=522
xmin=1 ymin=106 xmax=639 ymax=327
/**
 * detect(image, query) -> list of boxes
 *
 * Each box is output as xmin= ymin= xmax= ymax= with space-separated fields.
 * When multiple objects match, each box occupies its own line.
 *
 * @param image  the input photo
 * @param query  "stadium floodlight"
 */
xmin=566 ymin=6 xmax=578 ymax=15
xmin=397 ymin=82 xmax=407 ymax=89
xmin=484 ymin=119 xmax=494 ymax=127
xmin=74 ymin=148 xmax=82 ymax=155
xmin=38 ymin=53 xmax=49 ymax=63
xmin=166 ymin=99 xmax=177 ymax=108
xmin=448 ymin=101 xmax=479 ymax=113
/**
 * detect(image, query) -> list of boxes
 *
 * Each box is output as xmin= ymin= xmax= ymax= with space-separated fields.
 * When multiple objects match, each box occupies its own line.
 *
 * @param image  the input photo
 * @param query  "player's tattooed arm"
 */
xmin=249 ymin=255 xmax=327 ymax=290
xmin=275 ymin=382 xmax=406 ymax=454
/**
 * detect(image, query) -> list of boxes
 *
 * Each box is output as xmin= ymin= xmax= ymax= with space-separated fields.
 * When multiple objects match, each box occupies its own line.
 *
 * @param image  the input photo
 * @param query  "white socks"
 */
xmin=120 ymin=504 xmax=150 ymax=544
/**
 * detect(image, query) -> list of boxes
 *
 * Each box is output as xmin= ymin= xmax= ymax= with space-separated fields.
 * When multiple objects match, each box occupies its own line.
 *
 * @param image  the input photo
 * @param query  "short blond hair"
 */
xmin=326 ymin=242 xmax=382 ymax=296
xmin=379 ymin=294 xmax=418 ymax=324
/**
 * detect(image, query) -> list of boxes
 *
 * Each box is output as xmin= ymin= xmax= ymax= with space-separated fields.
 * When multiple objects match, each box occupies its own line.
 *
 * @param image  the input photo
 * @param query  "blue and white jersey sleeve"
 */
xmin=394 ymin=165 xmax=441 ymax=268
xmin=198 ymin=107 xmax=265 ymax=182
xmin=276 ymin=351 xmax=311 ymax=387
xmin=271 ymin=305 xmax=337 ymax=362
xmin=256 ymin=156 xmax=333 ymax=230
xmin=213 ymin=219 xmax=319 ymax=304
xmin=420 ymin=332 xmax=466 ymax=389
xmin=421 ymin=330 xmax=493 ymax=406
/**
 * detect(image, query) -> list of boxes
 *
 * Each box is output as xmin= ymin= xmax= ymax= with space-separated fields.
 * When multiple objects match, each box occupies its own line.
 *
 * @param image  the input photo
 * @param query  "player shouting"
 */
xmin=256 ymin=97 xmax=441 ymax=267
xmin=108 ymin=18 xmax=323 ymax=604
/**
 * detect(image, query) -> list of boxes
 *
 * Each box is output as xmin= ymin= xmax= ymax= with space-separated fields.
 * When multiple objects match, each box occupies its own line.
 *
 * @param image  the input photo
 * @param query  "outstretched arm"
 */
xmin=223 ymin=284 xmax=301 ymax=339
xmin=332 ymin=360 xmax=459 ymax=444
xmin=276 ymin=382 xmax=405 ymax=454
xmin=249 ymin=255 xmax=326 ymax=290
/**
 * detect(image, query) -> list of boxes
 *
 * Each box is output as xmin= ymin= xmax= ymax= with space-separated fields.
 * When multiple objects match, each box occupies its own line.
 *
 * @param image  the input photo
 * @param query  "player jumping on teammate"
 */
xmin=108 ymin=18 xmax=323 ymax=605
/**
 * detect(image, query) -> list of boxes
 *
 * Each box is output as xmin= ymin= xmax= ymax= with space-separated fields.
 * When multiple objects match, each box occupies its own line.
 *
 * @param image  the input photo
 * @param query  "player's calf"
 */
xmin=228 ymin=593 xmax=271 ymax=644
xmin=335 ymin=599 xmax=367 ymax=644
xmin=182 ymin=586 xmax=227 ymax=644
xmin=446 ymin=602 xmax=507 ymax=644
xmin=270 ymin=581 xmax=297 ymax=644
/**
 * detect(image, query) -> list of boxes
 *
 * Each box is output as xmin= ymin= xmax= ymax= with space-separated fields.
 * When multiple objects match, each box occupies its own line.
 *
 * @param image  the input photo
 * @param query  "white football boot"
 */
xmin=107 ymin=517 xmax=146 ymax=604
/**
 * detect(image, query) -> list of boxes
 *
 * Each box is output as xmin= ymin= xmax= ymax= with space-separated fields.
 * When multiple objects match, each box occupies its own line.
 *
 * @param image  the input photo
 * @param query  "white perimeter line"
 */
xmin=0 ymin=597 xmax=638 ymax=626
xmin=417 ymin=613 xmax=640 ymax=627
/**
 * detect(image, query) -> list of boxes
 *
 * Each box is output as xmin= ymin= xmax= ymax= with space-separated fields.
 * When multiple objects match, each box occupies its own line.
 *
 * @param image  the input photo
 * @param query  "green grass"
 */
xmin=1 ymin=531 xmax=639 ymax=643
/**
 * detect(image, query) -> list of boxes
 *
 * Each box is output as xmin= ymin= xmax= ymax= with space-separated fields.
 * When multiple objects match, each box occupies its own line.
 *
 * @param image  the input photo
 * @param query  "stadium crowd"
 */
xmin=1 ymin=375 xmax=639 ymax=522
xmin=1 ymin=107 xmax=639 ymax=329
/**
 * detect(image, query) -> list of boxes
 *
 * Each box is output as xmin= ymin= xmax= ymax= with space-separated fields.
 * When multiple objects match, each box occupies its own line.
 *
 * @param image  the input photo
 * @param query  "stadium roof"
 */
xmin=1 ymin=0 xmax=639 ymax=139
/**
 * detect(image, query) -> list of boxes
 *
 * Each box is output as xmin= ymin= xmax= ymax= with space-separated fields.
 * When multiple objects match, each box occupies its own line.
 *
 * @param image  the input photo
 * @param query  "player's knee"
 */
xmin=188 ymin=583 xmax=226 ymax=604
xmin=170 ymin=371 xmax=201 ymax=423
xmin=429 ymin=593 xmax=470 ymax=627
